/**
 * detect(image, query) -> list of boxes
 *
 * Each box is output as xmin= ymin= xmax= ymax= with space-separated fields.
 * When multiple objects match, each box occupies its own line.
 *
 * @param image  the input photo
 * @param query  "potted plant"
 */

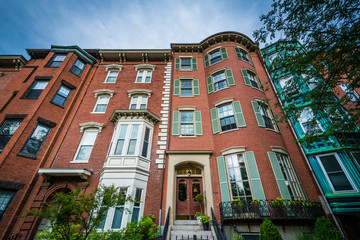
xmin=231 ymin=199 xmax=243 ymax=210
xmin=194 ymin=194 xmax=204 ymax=213
xmin=194 ymin=212 xmax=204 ymax=225
xmin=270 ymin=197 xmax=286 ymax=217
xmin=200 ymin=214 xmax=211 ymax=230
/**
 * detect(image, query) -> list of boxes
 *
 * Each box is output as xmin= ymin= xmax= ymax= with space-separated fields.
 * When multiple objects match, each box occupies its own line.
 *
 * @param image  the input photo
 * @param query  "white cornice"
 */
xmin=94 ymin=89 xmax=115 ymax=98
xmin=79 ymin=122 xmax=106 ymax=133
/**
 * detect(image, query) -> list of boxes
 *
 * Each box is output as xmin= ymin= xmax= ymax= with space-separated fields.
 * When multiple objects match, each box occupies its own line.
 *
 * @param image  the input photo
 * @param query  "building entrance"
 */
xmin=176 ymin=176 xmax=203 ymax=219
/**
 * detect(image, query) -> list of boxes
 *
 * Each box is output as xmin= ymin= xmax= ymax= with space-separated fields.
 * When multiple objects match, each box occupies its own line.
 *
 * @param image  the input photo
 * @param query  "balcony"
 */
xmin=219 ymin=199 xmax=324 ymax=223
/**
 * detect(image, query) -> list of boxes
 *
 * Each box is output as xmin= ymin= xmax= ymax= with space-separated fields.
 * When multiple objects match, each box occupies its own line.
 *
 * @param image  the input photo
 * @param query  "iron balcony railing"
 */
xmin=211 ymin=207 xmax=227 ymax=240
xmin=219 ymin=199 xmax=324 ymax=223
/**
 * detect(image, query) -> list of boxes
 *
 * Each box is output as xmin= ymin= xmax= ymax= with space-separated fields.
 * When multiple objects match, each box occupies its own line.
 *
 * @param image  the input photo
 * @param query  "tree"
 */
xmin=254 ymin=0 xmax=360 ymax=147
xmin=27 ymin=186 xmax=132 ymax=240
xmin=315 ymin=217 xmax=344 ymax=240
xmin=259 ymin=218 xmax=283 ymax=240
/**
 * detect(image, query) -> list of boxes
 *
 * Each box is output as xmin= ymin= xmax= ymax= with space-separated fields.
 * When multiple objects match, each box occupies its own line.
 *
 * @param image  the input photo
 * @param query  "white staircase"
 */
xmin=169 ymin=220 xmax=215 ymax=240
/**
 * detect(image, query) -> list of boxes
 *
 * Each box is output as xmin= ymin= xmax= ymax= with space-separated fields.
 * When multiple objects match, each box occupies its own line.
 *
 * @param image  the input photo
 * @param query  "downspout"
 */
xmin=159 ymin=51 xmax=174 ymax=229
xmin=260 ymin=52 xmax=343 ymax=234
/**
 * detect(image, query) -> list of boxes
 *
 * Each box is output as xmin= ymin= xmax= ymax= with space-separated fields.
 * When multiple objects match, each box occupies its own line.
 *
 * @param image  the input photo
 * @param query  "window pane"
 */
xmin=74 ymin=59 xmax=85 ymax=69
xmin=76 ymin=145 xmax=93 ymax=160
xmin=127 ymin=140 xmax=137 ymax=155
xmin=137 ymin=71 xmax=143 ymax=82
xmin=178 ymin=180 xmax=187 ymax=202
xmin=52 ymin=95 xmax=66 ymax=106
xmin=95 ymin=104 xmax=107 ymax=113
xmin=114 ymin=125 xmax=127 ymax=155
xmin=111 ymin=207 xmax=124 ymax=229
xmin=0 ymin=189 xmax=15 ymax=220
xmin=33 ymin=81 xmax=49 ymax=90
xmin=53 ymin=55 xmax=66 ymax=62
xmin=145 ymin=71 xmax=151 ymax=82
xmin=210 ymin=50 xmax=222 ymax=64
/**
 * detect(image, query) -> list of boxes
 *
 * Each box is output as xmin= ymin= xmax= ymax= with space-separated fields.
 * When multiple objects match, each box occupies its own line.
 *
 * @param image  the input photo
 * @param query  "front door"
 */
xmin=176 ymin=177 xmax=202 ymax=219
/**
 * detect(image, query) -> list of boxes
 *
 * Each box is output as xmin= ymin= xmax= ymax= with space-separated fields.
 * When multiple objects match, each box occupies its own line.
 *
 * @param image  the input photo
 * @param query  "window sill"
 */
xmin=219 ymin=128 xmax=239 ymax=134
xmin=134 ymin=82 xmax=151 ymax=84
xmin=20 ymin=96 xmax=39 ymax=99
xmin=50 ymin=101 xmax=65 ymax=109
xmin=179 ymin=69 xmax=193 ymax=71
xmin=213 ymin=86 xmax=230 ymax=94
xmin=179 ymin=135 xmax=196 ymax=138
xmin=70 ymin=71 xmax=82 ymax=78
xmin=70 ymin=160 xmax=89 ymax=164
xmin=90 ymin=112 xmax=106 ymax=114
xmin=265 ymin=128 xmax=280 ymax=134
xmin=103 ymin=82 xmax=116 ymax=84
xmin=209 ymin=60 xmax=223 ymax=67
xmin=17 ymin=152 xmax=37 ymax=160
xmin=179 ymin=95 xmax=195 ymax=98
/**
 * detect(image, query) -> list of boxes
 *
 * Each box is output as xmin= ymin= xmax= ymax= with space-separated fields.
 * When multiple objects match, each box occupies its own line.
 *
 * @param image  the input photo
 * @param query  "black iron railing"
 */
xmin=153 ymin=207 xmax=170 ymax=240
xmin=219 ymin=199 xmax=324 ymax=223
xmin=211 ymin=207 xmax=227 ymax=240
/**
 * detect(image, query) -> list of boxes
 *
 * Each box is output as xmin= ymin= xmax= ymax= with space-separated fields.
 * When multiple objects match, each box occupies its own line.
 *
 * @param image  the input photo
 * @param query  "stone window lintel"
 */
xmin=94 ymin=89 xmax=115 ymax=98
xmin=79 ymin=122 xmax=105 ymax=133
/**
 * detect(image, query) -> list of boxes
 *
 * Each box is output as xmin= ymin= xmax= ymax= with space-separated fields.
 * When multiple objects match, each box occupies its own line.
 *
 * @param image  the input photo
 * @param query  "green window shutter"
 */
xmin=244 ymin=151 xmax=266 ymax=200
xmin=217 ymin=156 xmax=231 ymax=202
xmin=195 ymin=111 xmax=202 ymax=135
xmin=233 ymin=101 xmax=246 ymax=127
xmin=267 ymin=152 xmax=291 ymax=200
xmin=206 ymin=76 xmax=213 ymax=94
xmin=248 ymin=53 xmax=254 ymax=66
xmin=192 ymin=58 xmax=197 ymax=70
xmin=241 ymin=69 xmax=251 ymax=86
xmin=172 ymin=111 xmax=180 ymax=135
xmin=174 ymin=79 xmax=180 ymax=96
xmin=251 ymin=101 xmax=266 ymax=127
xmin=204 ymin=55 xmax=210 ymax=68
xmin=193 ymin=79 xmax=200 ymax=96
xmin=257 ymin=76 xmax=264 ymax=91
xmin=175 ymin=58 xmax=180 ymax=70
xmin=234 ymin=47 xmax=241 ymax=59
xmin=221 ymin=47 xmax=228 ymax=60
xmin=210 ymin=107 xmax=220 ymax=134
xmin=225 ymin=69 xmax=235 ymax=86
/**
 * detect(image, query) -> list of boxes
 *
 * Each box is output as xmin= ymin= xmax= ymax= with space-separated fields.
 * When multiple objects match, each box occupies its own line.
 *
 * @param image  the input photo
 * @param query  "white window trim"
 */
xmin=217 ymin=103 xmax=237 ymax=132
xmin=179 ymin=111 xmax=195 ymax=137
xmin=255 ymin=99 xmax=278 ymax=131
xmin=105 ymin=64 xmax=123 ymax=72
xmin=79 ymin=122 xmax=105 ymax=133
xmin=212 ymin=71 xmax=228 ymax=92
xmin=109 ymin=120 xmax=153 ymax=159
xmin=207 ymin=46 xmax=223 ymax=66
xmin=71 ymin=129 xmax=98 ymax=163
xmin=129 ymin=95 xmax=148 ymax=110
xmin=179 ymin=57 xmax=192 ymax=71
xmin=316 ymin=153 xmax=358 ymax=193
xmin=104 ymin=70 xmax=119 ymax=83
xmin=92 ymin=96 xmax=110 ymax=114
xmin=180 ymin=79 xmax=194 ymax=97
xmin=235 ymin=47 xmax=251 ymax=63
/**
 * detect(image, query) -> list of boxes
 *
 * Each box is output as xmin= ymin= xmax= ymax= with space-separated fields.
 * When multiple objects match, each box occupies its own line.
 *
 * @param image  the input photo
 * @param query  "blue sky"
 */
xmin=0 ymin=0 xmax=273 ymax=59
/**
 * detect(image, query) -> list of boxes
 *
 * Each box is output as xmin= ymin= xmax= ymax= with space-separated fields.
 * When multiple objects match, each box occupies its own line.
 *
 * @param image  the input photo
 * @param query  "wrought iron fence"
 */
xmin=219 ymin=199 xmax=324 ymax=223
xmin=211 ymin=207 xmax=227 ymax=240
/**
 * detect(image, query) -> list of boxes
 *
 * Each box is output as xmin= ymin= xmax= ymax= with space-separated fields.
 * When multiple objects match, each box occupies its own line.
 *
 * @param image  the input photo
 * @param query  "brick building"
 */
xmin=0 ymin=32 xmax=331 ymax=240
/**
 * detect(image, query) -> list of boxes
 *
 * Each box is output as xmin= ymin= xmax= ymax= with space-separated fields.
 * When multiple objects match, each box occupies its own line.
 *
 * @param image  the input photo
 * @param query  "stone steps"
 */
xmin=169 ymin=220 xmax=214 ymax=240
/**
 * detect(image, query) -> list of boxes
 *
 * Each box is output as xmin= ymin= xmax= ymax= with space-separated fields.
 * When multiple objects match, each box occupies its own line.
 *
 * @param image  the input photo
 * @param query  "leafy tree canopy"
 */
xmin=254 ymin=0 xmax=360 ymax=147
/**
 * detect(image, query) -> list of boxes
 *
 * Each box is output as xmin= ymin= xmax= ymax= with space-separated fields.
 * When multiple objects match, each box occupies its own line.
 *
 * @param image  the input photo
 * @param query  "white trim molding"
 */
xmin=214 ymin=97 xmax=234 ymax=107
xmin=94 ymin=89 xmax=115 ymax=98
xmin=105 ymin=64 xmax=123 ymax=72
xmin=177 ymin=106 xmax=197 ymax=111
xmin=134 ymin=64 xmax=156 ymax=71
xmin=270 ymin=146 xmax=289 ymax=155
xmin=38 ymin=168 xmax=92 ymax=180
xmin=127 ymin=89 xmax=153 ymax=98
xmin=79 ymin=122 xmax=106 ymax=133
xmin=220 ymin=146 xmax=246 ymax=155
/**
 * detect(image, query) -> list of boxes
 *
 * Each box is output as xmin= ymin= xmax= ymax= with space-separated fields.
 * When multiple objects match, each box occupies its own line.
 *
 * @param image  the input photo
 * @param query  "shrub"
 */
xmin=233 ymin=234 xmax=245 ymax=240
xmin=315 ymin=217 xmax=344 ymax=240
xmin=297 ymin=233 xmax=315 ymax=240
xmin=119 ymin=215 xmax=159 ymax=240
xmin=259 ymin=218 xmax=283 ymax=240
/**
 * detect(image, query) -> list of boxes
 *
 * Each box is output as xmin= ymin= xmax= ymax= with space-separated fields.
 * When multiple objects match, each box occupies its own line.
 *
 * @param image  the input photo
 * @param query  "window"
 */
xmin=129 ymin=96 xmax=148 ymax=110
xmin=317 ymin=153 xmax=355 ymax=192
xmin=74 ymin=130 xmax=98 ymax=161
xmin=275 ymin=153 xmax=305 ymax=200
xmin=204 ymin=47 xmax=228 ymax=67
xmin=235 ymin=48 xmax=252 ymax=64
xmin=180 ymin=112 xmax=194 ymax=136
xmin=0 ymin=189 xmax=16 ymax=221
xmin=299 ymin=108 xmax=322 ymax=134
xmin=225 ymin=154 xmax=252 ymax=202
xmin=340 ymin=82 xmax=359 ymax=102
xmin=181 ymin=80 xmax=192 ymax=96
xmin=0 ymin=120 xmax=22 ymax=152
xmin=136 ymin=70 xmax=152 ymax=83
xmin=93 ymin=96 xmax=110 ymax=113
xmin=19 ymin=124 xmax=51 ymax=157
xmin=23 ymin=80 xmax=49 ymax=99
xmin=258 ymin=104 xmax=275 ymax=130
xmin=131 ymin=188 xmax=142 ymax=223
xmin=47 ymin=54 xmax=66 ymax=67
xmin=111 ymin=187 xmax=128 ymax=229
xmin=351 ymin=152 xmax=360 ymax=170
xmin=268 ymin=52 xmax=281 ymax=64
xmin=70 ymin=59 xmax=86 ymax=77
xmin=207 ymin=69 xmax=234 ymax=93
xmin=180 ymin=58 xmax=191 ymax=70
xmin=278 ymin=76 xmax=300 ymax=96
xmin=302 ymin=74 xmax=318 ymax=90
xmin=218 ymin=104 xmax=237 ymax=132
xmin=213 ymin=72 xmax=227 ymax=91
xmin=114 ymin=125 xmax=139 ymax=156
xmin=105 ymin=71 xmax=119 ymax=83
xmin=241 ymin=69 xmax=264 ymax=91
xmin=51 ymin=85 xmax=72 ymax=107
xmin=141 ymin=128 xmax=150 ymax=158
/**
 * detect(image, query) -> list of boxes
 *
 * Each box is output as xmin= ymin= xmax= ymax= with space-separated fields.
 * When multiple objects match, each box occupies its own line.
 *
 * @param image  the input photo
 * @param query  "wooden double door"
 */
xmin=176 ymin=177 xmax=203 ymax=219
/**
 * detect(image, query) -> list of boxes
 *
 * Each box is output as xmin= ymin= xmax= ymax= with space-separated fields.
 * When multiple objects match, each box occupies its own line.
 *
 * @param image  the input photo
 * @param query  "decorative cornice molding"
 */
xmin=110 ymin=109 xmax=161 ymax=125
xmin=134 ymin=64 xmax=156 ymax=71
xmin=94 ymin=89 xmax=115 ymax=98
xmin=105 ymin=64 xmax=123 ymax=72
xmin=38 ymin=168 xmax=92 ymax=180
xmin=214 ymin=97 xmax=234 ymax=107
xmin=79 ymin=122 xmax=106 ymax=133
xmin=127 ymin=89 xmax=153 ymax=98
xmin=270 ymin=146 xmax=289 ymax=155
xmin=177 ymin=106 xmax=196 ymax=111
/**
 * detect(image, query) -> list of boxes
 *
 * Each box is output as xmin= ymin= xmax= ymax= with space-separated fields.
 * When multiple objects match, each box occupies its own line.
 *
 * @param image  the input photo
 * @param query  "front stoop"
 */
xmin=169 ymin=220 xmax=215 ymax=240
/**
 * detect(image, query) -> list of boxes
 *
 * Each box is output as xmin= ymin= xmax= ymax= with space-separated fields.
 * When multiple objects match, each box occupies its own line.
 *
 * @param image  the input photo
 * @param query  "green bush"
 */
xmin=297 ymin=233 xmax=315 ymax=240
xmin=315 ymin=217 xmax=344 ymax=240
xmin=232 ymin=234 xmax=245 ymax=240
xmin=259 ymin=218 xmax=283 ymax=240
